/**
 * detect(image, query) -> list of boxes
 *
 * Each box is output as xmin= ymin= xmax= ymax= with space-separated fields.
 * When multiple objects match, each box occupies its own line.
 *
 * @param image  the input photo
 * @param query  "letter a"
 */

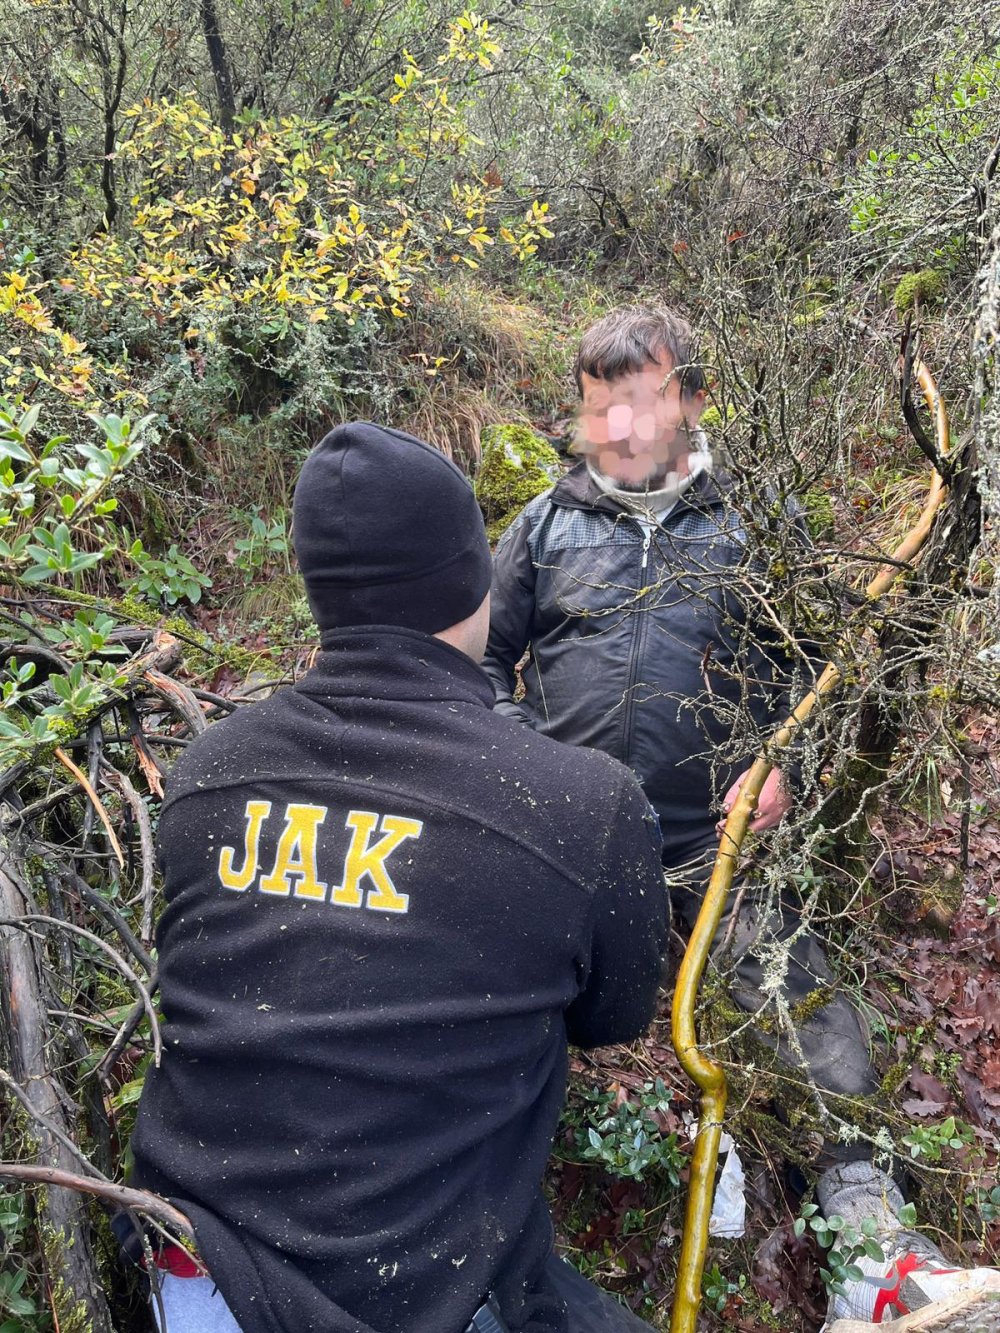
xmin=331 ymin=811 xmax=423 ymax=913
xmin=258 ymin=803 xmax=329 ymax=899
xmin=218 ymin=801 xmax=271 ymax=892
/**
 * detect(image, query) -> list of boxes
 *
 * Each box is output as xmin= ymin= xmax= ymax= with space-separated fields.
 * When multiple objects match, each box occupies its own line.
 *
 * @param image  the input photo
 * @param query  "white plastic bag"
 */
xmin=708 ymin=1132 xmax=746 ymax=1239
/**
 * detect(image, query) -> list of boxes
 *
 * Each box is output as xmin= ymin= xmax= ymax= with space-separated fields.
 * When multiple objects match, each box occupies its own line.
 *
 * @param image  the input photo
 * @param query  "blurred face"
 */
xmin=576 ymin=351 xmax=706 ymax=490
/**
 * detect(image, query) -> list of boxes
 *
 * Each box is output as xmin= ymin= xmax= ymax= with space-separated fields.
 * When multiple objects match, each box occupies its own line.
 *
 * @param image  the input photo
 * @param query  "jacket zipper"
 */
xmin=621 ymin=517 xmax=654 ymax=764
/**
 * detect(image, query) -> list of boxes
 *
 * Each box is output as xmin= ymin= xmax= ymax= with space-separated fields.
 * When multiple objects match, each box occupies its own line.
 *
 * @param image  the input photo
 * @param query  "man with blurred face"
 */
xmin=572 ymin=326 xmax=789 ymax=829
xmin=482 ymin=306 xmax=1000 ymax=1329
xmin=485 ymin=307 xmax=792 ymax=840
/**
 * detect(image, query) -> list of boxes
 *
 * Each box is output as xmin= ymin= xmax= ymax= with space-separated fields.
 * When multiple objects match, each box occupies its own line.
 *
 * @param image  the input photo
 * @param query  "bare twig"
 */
xmin=96 ymin=968 xmax=159 ymax=1084
xmin=0 ymin=1163 xmax=195 ymax=1244
xmin=54 ymin=746 xmax=124 ymax=868
xmin=0 ymin=915 xmax=160 ymax=1065
xmin=13 ymin=781 xmax=80 ymax=825
xmin=66 ymin=872 xmax=155 ymax=975
xmin=0 ymin=1067 xmax=103 ymax=1181
xmin=100 ymin=763 xmax=157 ymax=945
xmin=81 ymin=720 xmax=104 ymax=848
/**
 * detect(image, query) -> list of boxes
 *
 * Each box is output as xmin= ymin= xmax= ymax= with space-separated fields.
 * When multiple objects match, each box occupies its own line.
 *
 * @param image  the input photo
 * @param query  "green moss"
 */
xmin=49 ymin=1278 xmax=94 ymax=1333
xmin=791 ymin=295 xmax=832 ymax=327
xmin=698 ymin=972 xmax=897 ymax=1168
xmin=475 ymin=423 xmax=561 ymax=543
xmin=893 ymin=269 xmax=945 ymax=314
xmin=879 ymin=1061 xmax=910 ymax=1099
xmin=789 ymin=985 xmax=837 ymax=1028
xmin=803 ymin=487 xmax=835 ymax=540
xmin=700 ymin=403 xmax=737 ymax=433
xmin=738 ymin=1290 xmax=792 ymax=1331
xmin=42 ymin=1224 xmax=95 ymax=1333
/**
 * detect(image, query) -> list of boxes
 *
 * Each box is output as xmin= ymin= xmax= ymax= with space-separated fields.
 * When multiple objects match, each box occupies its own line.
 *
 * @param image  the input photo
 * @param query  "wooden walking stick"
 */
xmin=668 ymin=356 xmax=950 ymax=1333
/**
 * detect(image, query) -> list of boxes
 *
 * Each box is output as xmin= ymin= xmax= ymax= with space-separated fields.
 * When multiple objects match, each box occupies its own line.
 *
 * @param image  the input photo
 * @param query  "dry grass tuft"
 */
xmin=378 ymin=279 xmax=567 ymax=470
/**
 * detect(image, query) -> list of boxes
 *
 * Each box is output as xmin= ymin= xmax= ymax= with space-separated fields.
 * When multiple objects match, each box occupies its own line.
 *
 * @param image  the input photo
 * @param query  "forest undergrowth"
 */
xmin=2 ymin=0 xmax=1000 ymax=1329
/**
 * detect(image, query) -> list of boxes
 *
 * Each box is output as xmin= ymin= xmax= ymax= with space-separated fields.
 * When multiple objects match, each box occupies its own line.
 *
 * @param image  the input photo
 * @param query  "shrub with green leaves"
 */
xmin=901 ymin=1115 xmax=975 ymax=1164
xmin=846 ymin=47 xmax=1000 ymax=273
xmin=0 ymin=397 xmax=213 ymax=759
xmin=0 ymin=1190 xmax=50 ymax=1332
xmin=562 ymin=1078 xmax=685 ymax=1184
xmin=795 ymin=1201 xmax=918 ymax=1299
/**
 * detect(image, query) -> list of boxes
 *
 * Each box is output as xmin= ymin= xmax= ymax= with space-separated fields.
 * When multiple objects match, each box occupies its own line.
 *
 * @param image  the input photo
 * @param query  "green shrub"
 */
xmin=560 ymin=1078 xmax=685 ymax=1184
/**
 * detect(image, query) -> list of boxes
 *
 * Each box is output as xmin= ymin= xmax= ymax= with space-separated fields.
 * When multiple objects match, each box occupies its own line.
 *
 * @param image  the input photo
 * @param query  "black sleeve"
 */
xmin=565 ymin=773 xmax=669 ymax=1050
xmin=481 ymin=508 xmax=538 ymax=725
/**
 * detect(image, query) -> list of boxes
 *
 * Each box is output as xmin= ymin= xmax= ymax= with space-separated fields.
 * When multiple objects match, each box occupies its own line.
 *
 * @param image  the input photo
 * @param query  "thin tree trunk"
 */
xmin=0 ymin=828 xmax=114 ymax=1333
xmin=99 ymin=35 xmax=127 ymax=228
xmin=200 ymin=0 xmax=237 ymax=136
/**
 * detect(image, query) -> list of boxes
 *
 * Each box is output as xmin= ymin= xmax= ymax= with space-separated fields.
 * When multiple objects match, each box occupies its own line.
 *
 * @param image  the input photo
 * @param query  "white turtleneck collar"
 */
xmin=586 ymin=429 xmax=713 ymax=521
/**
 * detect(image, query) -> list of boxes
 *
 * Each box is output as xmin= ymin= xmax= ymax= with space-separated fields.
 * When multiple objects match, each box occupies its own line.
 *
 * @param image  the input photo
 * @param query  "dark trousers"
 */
xmin=667 ymin=839 xmax=878 ymax=1150
xmin=149 ymin=1255 xmax=657 ymax=1333
xmin=545 ymin=1256 xmax=656 ymax=1331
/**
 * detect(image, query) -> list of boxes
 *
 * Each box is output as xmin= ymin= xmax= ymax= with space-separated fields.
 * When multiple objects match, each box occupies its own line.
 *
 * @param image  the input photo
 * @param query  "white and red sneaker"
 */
xmin=823 ymin=1229 xmax=1000 ymax=1329
xmin=817 ymin=1163 xmax=1000 ymax=1331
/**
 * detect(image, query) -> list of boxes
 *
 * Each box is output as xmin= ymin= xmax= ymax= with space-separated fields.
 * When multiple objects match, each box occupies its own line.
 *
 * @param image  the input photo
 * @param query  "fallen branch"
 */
xmin=0 ymin=1067 xmax=104 ymax=1182
xmin=0 ymin=829 xmax=115 ymax=1333
xmin=67 ymin=871 xmax=155 ymax=975
xmin=144 ymin=668 xmax=208 ymax=736
xmin=0 ymin=1163 xmax=195 ymax=1245
xmin=101 ymin=763 xmax=157 ymax=944
xmin=0 ymin=914 xmax=161 ymax=1065
xmin=96 ymin=967 xmax=160 ymax=1084
xmin=54 ymin=746 xmax=124 ymax=869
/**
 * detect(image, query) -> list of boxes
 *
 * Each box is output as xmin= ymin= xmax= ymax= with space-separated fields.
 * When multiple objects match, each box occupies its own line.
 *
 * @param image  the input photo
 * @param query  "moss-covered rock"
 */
xmin=893 ymin=269 xmax=945 ymax=315
xmin=476 ymin=423 xmax=562 ymax=543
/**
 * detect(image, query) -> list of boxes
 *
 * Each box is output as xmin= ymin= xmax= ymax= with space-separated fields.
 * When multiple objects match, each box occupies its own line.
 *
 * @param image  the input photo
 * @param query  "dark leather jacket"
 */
xmin=483 ymin=462 xmax=811 ymax=860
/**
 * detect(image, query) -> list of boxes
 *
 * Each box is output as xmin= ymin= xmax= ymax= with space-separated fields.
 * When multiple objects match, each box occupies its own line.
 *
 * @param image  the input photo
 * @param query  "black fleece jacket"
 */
xmin=131 ymin=628 xmax=667 ymax=1333
xmin=483 ymin=463 xmax=814 ymax=861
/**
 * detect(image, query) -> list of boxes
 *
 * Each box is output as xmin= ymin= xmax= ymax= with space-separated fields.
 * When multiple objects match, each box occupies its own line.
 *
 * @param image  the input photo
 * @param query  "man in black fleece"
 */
xmin=131 ymin=421 xmax=669 ymax=1333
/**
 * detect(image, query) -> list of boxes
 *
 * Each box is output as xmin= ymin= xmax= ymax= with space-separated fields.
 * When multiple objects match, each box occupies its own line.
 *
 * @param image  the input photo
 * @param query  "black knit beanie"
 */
xmin=292 ymin=421 xmax=492 ymax=636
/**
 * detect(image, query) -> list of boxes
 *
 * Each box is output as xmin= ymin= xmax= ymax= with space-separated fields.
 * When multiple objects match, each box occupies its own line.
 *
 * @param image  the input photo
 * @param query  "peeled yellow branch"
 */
xmin=54 ymin=745 xmax=125 ymax=869
xmin=668 ymin=360 xmax=950 ymax=1333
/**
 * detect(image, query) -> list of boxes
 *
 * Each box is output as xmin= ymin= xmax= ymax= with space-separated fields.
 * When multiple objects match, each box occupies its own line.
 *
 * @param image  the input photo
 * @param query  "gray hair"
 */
xmin=573 ymin=305 xmax=706 ymax=397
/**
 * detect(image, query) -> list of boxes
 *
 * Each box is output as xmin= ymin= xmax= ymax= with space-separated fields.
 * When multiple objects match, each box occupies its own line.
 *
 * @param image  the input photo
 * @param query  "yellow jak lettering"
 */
xmin=331 ymin=811 xmax=423 ymax=913
xmin=258 ymin=803 xmax=329 ymax=899
xmin=218 ymin=801 xmax=271 ymax=892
